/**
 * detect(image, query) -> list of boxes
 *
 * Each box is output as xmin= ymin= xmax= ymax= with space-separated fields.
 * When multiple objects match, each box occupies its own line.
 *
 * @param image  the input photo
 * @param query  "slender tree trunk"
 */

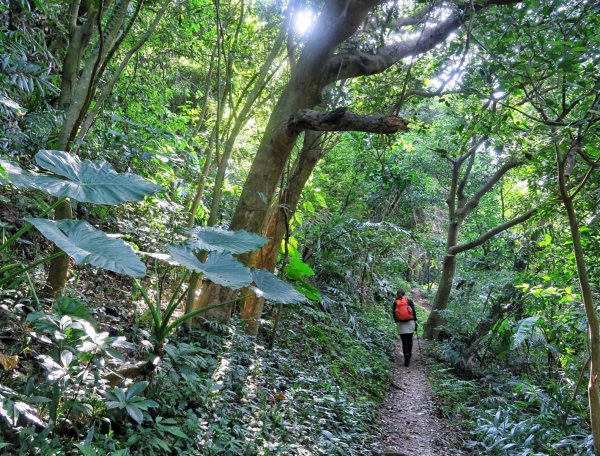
xmin=44 ymin=202 xmax=73 ymax=295
xmin=77 ymin=0 xmax=171 ymax=140
xmin=424 ymin=220 xmax=459 ymax=339
xmin=556 ymin=143 xmax=600 ymax=454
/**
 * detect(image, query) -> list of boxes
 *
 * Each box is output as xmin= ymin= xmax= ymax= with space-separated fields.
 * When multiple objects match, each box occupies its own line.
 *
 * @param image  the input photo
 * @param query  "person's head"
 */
xmin=396 ymin=289 xmax=405 ymax=298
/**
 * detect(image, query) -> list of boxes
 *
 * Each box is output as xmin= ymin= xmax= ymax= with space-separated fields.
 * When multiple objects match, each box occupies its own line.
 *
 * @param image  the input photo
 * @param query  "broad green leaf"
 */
xmin=113 ymin=387 xmax=126 ymax=404
xmin=126 ymin=381 xmax=148 ymax=401
xmin=167 ymin=245 xmax=251 ymax=288
xmin=293 ymin=279 xmax=321 ymax=301
xmin=186 ymin=226 xmax=267 ymax=254
xmin=131 ymin=399 xmax=158 ymax=410
xmin=25 ymin=218 xmax=146 ymax=277
xmin=0 ymin=159 xmax=36 ymax=188
xmin=74 ymin=444 xmax=96 ymax=456
xmin=125 ymin=404 xmax=144 ymax=424
xmin=250 ymin=269 xmax=305 ymax=304
xmin=33 ymin=150 xmax=162 ymax=204
xmin=162 ymin=426 xmax=188 ymax=438
xmin=52 ymin=297 xmax=95 ymax=323
xmin=285 ymin=257 xmax=315 ymax=280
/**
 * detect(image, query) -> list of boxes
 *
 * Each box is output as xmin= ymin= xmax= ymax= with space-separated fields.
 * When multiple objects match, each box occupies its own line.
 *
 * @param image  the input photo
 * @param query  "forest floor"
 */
xmin=377 ymin=290 xmax=466 ymax=456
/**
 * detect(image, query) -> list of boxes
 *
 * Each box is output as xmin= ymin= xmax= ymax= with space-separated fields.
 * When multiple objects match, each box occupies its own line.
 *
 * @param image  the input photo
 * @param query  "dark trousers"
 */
xmin=400 ymin=333 xmax=413 ymax=358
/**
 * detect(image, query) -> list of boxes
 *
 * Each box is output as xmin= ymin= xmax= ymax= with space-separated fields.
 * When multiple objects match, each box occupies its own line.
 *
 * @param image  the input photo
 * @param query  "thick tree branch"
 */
xmin=456 ymin=158 xmax=523 ymax=219
xmin=449 ymin=206 xmax=537 ymax=254
xmin=457 ymin=136 xmax=487 ymax=203
xmin=323 ymin=0 xmax=520 ymax=85
xmin=287 ymin=107 xmax=409 ymax=134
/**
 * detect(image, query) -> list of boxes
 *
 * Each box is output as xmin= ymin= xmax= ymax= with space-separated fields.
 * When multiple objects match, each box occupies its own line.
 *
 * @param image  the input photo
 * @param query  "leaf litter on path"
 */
xmin=376 ymin=293 xmax=466 ymax=456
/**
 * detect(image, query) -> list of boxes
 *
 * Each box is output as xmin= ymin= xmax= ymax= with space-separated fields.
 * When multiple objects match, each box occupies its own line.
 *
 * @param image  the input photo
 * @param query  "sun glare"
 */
xmin=293 ymin=9 xmax=316 ymax=36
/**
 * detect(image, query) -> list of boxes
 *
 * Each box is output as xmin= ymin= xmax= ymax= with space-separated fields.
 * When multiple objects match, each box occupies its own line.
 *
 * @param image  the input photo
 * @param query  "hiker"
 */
xmin=392 ymin=289 xmax=417 ymax=367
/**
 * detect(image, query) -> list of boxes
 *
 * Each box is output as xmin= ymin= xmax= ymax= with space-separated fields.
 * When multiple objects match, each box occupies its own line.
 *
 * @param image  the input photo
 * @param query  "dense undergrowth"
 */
xmin=428 ymin=354 xmax=593 ymax=455
xmin=0 ymin=279 xmax=397 ymax=455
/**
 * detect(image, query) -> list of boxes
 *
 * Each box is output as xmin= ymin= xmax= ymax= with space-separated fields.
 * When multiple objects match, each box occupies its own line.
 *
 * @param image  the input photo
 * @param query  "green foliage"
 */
xmin=105 ymin=382 xmax=158 ymax=424
xmin=428 ymin=352 xmax=593 ymax=455
xmin=185 ymin=226 xmax=267 ymax=254
xmin=26 ymin=218 xmax=146 ymax=277
xmin=287 ymin=301 xmax=396 ymax=402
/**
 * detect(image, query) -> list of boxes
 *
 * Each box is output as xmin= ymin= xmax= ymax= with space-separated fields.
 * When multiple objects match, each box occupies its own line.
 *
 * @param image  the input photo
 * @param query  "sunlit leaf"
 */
xmin=250 ymin=269 xmax=305 ymax=304
xmin=285 ymin=257 xmax=315 ymax=280
xmin=0 ymin=159 xmax=35 ymax=188
xmin=32 ymin=150 xmax=162 ymax=204
xmin=293 ymin=279 xmax=321 ymax=301
xmin=0 ymin=353 xmax=19 ymax=370
xmin=186 ymin=226 xmax=268 ymax=254
xmin=167 ymin=245 xmax=251 ymax=288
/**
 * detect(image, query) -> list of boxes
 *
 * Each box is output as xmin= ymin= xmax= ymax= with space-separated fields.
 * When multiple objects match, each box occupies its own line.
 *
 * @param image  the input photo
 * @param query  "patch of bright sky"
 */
xmin=293 ymin=9 xmax=317 ymax=36
xmin=427 ymin=47 xmax=464 ymax=91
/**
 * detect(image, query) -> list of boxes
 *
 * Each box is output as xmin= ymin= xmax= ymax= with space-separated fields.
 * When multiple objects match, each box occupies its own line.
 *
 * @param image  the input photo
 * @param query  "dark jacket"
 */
xmin=392 ymin=298 xmax=417 ymax=323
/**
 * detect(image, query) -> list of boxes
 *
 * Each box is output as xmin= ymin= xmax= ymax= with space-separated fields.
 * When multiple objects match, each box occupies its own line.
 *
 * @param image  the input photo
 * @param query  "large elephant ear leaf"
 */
xmin=250 ymin=269 xmax=305 ymax=304
xmin=0 ymin=159 xmax=41 ymax=189
xmin=186 ymin=226 xmax=268 ymax=254
xmin=25 ymin=218 xmax=146 ymax=277
xmin=167 ymin=245 xmax=251 ymax=289
xmin=33 ymin=150 xmax=162 ymax=204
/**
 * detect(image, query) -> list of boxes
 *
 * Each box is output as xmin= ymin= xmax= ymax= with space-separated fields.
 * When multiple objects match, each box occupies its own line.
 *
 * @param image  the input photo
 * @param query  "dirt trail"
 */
xmin=377 ymin=291 xmax=464 ymax=456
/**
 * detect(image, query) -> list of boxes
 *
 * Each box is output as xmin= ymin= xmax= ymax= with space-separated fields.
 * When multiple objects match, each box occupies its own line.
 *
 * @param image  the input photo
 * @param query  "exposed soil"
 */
xmin=410 ymin=287 xmax=432 ymax=312
xmin=377 ymin=291 xmax=465 ymax=456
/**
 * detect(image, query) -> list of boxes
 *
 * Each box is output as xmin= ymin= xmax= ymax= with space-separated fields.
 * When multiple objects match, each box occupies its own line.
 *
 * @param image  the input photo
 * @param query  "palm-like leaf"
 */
xmin=186 ymin=226 xmax=267 ymax=254
xmin=167 ymin=245 xmax=251 ymax=288
xmin=26 ymin=218 xmax=146 ymax=277
xmin=250 ymin=269 xmax=305 ymax=304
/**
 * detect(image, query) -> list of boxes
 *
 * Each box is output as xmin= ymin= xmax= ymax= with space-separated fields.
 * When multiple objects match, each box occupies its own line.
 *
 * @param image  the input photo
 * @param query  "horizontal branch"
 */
xmin=456 ymin=158 xmax=523 ymax=219
xmin=323 ymin=0 xmax=520 ymax=85
xmin=287 ymin=107 xmax=409 ymax=134
xmin=449 ymin=206 xmax=537 ymax=255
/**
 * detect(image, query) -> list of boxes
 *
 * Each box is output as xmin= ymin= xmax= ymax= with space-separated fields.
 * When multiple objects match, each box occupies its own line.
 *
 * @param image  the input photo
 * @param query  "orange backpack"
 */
xmin=394 ymin=297 xmax=413 ymax=321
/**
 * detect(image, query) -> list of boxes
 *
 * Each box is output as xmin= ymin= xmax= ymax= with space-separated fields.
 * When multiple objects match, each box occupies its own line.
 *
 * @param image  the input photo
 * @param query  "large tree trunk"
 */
xmin=239 ymin=131 xmax=324 ymax=334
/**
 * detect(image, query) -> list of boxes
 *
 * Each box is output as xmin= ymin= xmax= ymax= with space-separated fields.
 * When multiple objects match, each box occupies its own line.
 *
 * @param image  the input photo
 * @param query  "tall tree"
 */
xmin=192 ymin=0 xmax=520 ymax=324
xmin=422 ymin=134 xmax=537 ymax=339
xmin=45 ymin=0 xmax=170 ymax=295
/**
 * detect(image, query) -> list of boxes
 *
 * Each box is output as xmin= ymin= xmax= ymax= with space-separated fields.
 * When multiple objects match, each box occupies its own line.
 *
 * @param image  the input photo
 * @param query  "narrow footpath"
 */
xmin=377 ymin=291 xmax=465 ymax=456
